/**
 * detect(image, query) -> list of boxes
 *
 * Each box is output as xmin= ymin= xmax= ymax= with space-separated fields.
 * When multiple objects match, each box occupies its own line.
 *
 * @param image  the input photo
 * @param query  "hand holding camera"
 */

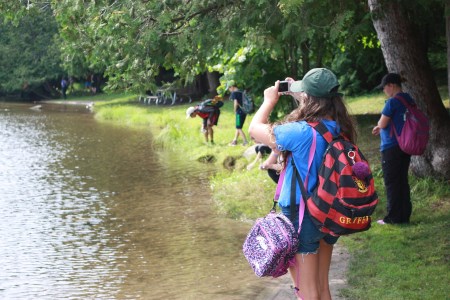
xmin=278 ymin=81 xmax=290 ymax=92
xmin=263 ymin=78 xmax=294 ymax=105
xmin=278 ymin=77 xmax=296 ymax=93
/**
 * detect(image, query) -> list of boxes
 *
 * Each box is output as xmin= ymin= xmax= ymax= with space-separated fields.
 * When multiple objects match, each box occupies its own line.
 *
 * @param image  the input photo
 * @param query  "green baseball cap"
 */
xmin=290 ymin=68 xmax=342 ymax=98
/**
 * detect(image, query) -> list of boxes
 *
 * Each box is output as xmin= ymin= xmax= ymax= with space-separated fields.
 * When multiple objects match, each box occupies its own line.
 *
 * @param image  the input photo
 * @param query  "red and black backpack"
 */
xmin=299 ymin=122 xmax=379 ymax=236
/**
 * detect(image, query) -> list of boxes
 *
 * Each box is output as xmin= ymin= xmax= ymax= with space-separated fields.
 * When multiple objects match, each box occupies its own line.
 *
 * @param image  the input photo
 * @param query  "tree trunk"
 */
xmin=368 ymin=0 xmax=450 ymax=179
xmin=301 ymin=41 xmax=310 ymax=75
xmin=206 ymin=71 xmax=220 ymax=96
xmin=447 ymin=1 xmax=450 ymax=101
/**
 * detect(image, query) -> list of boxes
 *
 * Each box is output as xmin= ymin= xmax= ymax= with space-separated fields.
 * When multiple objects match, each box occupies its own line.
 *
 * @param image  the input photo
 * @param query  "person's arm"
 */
xmin=229 ymin=92 xmax=237 ymax=113
xmin=260 ymin=151 xmax=282 ymax=171
xmin=233 ymin=99 xmax=239 ymax=113
xmin=372 ymin=114 xmax=391 ymax=135
xmin=248 ymin=81 xmax=281 ymax=148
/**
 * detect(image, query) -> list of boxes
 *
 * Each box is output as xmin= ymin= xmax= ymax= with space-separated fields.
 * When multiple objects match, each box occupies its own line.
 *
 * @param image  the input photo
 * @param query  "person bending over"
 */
xmin=186 ymin=103 xmax=221 ymax=144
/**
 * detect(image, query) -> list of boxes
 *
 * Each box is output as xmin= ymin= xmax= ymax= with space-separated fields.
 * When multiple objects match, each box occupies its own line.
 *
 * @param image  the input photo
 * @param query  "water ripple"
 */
xmin=0 ymin=104 xmax=270 ymax=300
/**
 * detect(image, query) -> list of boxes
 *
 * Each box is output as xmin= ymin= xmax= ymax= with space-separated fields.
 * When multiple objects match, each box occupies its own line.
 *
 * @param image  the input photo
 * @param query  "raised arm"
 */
xmin=248 ymin=81 xmax=281 ymax=149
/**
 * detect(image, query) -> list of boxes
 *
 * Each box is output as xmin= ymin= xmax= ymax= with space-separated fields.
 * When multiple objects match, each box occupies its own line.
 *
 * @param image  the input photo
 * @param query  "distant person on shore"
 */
xmin=228 ymin=84 xmax=249 ymax=146
xmin=372 ymin=73 xmax=412 ymax=225
xmin=61 ymin=77 xmax=68 ymax=99
xmin=186 ymin=96 xmax=222 ymax=144
xmin=91 ymin=74 xmax=98 ymax=94
xmin=85 ymin=75 xmax=92 ymax=92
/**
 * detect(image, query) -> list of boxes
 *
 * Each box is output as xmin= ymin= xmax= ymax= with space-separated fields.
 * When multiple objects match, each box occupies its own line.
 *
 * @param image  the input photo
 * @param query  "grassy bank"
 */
xmin=81 ymin=91 xmax=448 ymax=299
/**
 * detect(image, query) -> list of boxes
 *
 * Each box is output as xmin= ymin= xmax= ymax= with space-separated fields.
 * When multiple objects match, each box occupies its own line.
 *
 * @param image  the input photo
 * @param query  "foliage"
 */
xmin=0 ymin=7 xmax=63 ymax=95
xmin=49 ymin=0 xmax=388 ymax=97
xmin=0 ymin=0 xmax=39 ymax=25
xmin=51 ymin=1 xmax=231 ymax=93
xmin=0 ymin=0 xmax=448 ymax=104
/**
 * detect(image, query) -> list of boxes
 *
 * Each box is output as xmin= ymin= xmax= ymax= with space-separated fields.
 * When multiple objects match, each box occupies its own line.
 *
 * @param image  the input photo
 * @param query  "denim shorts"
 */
xmin=281 ymin=204 xmax=339 ymax=254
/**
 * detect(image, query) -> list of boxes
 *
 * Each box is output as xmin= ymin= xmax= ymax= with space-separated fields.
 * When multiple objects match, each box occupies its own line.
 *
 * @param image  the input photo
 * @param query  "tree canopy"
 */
xmin=0 ymin=6 xmax=63 ymax=97
xmin=50 ymin=0 xmax=385 ymax=94
xmin=0 ymin=0 xmax=445 ymax=98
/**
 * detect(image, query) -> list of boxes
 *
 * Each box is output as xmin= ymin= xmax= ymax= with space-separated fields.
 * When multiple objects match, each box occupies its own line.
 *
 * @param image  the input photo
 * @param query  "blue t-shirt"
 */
xmin=273 ymin=120 xmax=341 ymax=207
xmin=380 ymin=92 xmax=415 ymax=151
xmin=230 ymin=91 xmax=244 ymax=114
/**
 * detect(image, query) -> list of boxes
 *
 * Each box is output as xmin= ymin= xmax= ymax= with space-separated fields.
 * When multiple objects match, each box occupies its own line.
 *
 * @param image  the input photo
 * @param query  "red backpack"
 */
xmin=299 ymin=122 xmax=379 ymax=236
xmin=391 ymin=95 xmax=429 ymax=156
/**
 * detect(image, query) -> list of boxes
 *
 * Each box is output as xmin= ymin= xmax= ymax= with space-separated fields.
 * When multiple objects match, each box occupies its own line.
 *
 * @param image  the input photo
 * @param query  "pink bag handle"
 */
xmin=273 ymin=167 xmax=286 ymax=202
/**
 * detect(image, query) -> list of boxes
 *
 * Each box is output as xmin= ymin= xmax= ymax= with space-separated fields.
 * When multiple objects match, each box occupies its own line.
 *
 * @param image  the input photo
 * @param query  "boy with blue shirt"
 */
xmin=372 ymin=73 xmax=412 ymax=224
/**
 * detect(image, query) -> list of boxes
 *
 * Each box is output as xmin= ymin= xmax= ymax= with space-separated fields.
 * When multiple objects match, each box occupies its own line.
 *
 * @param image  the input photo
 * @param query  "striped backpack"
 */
xmin=299 ymin=122 xmax=379 ymax=236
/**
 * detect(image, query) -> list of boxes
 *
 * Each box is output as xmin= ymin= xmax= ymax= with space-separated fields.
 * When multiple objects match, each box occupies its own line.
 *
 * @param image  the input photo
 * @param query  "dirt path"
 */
xmin=256 ymin=241 xmax=349 ymax=300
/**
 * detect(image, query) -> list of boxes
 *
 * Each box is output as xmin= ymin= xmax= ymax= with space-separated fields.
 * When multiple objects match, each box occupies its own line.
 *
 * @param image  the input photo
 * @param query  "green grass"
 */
xmin=91 ymin=91 xmax=450 ymax=300
xmin=211 ymin=168 xmax=278 ymax=220
xmin=341 ymin=219 xmax=449 ymax=299
xmin=92 ymin=93 xmax=253 ymax=163
xmin=340 ymin=173 xmax=449 ymax=300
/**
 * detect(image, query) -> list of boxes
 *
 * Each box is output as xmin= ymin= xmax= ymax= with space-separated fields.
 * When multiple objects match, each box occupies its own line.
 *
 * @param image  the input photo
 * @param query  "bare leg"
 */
xmin=289 ymin=253 xmax=320 ymax=299
xmin=203 ymin=127 xmax=209 ymax=143
xmin=208 ymin=126 xmax=214 ymax=143
xmin=318 ymin=240 xmax=333 ymax=300
xmin=237 ymin=128 xmax=248 ymax=144
xmin=232 ymin=130 xmax=239 ymax=142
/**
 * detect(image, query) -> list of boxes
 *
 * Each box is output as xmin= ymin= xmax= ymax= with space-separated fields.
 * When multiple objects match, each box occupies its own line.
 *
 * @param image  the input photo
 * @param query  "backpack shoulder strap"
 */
xmin=291 ymin=127 xmax=316 ymax=233
xmin=308 ymin=121 xmax=334 ymax=143
xmin=237 ymin=90 xmax=246 ymax=103
xmin=391 ymin=95 xmax=414 ymax=138
xmin=394 ymin=95 xmax=416 ymax=109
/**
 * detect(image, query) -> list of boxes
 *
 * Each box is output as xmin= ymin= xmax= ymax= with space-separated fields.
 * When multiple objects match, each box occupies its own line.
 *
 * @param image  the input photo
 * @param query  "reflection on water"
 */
xmin=0 ymin=102 xmax=275 ymax=299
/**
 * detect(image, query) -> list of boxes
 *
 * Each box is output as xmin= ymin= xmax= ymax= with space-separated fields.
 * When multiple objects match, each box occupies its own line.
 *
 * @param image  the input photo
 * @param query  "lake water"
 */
xmin=0 ymin=102 xmax=280 ymax=300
